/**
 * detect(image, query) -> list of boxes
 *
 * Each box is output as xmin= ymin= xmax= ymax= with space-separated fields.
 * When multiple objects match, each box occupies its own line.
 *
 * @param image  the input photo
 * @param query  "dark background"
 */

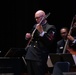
xmin=0 ymin=0 xmax=76 ymax=56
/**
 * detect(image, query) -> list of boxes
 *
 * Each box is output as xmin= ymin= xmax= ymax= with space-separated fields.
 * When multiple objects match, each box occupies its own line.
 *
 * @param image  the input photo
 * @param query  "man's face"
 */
xmin=60 ymin=29 xmax=68 ymax=39
xmin=35 ymin=14 xmax=43 ymax=24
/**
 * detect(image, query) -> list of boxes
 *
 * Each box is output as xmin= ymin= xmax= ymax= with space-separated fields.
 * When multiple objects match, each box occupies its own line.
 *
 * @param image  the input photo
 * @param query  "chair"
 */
xmin=52 ymin=62 xmax=70 ymax=75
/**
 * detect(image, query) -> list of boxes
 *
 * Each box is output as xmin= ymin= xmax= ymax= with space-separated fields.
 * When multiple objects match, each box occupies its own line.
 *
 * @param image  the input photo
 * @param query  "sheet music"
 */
xmin=72 ymin=55 xmax=76 ymax=65
xmin=47 ymin=55 xmax=53 ymax=67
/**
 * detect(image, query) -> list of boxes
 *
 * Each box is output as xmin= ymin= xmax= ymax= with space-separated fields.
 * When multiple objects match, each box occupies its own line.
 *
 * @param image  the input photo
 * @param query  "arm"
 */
xmin=39 ymin=26 xmax=56 ymax=50
xmin=67 ymin=35 xmax=76 ymax=48
xmin=25 ymin=24 xmax=36 ymax=40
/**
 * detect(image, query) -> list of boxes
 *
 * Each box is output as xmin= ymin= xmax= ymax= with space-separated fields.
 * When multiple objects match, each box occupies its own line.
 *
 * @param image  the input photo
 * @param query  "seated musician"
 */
xmin=67 ymin=35 xmax=76 ymax=54
xmin=57 ymin=25 xmax=76 ymax=54
xmin=52 ymin=22 xmax=76 ymax=75
xmin=67 ymin=22 xmax=76 ymax=54
xmin=57 ymin=27 xmax=69 ymax=53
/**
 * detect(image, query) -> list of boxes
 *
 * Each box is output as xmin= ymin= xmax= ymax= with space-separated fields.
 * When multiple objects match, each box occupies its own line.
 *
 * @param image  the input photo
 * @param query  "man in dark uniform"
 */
xmin=57 ymin=27 xmax=69 ymax=53
xmin=25 ymin=10 xmax=56 ymax=75
xmin=52 ymin=22 xmax=76 ymax=75
xmin=57 ymin=26 xmax=76 ymax=54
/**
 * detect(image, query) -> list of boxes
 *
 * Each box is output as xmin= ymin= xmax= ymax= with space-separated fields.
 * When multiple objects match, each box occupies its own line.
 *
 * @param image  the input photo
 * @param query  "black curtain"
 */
xmin=0 ymin=0 xmax=76 ymax=56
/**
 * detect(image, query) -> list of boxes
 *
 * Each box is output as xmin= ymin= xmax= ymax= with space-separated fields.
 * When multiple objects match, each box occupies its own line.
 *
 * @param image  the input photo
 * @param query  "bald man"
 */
xmin=25 ymin=10 xmax=56 ymax=75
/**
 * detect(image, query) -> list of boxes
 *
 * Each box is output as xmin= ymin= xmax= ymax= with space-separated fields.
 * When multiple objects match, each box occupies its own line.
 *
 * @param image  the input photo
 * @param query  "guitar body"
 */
xmin=68 ymin=48 xmax=76 ymax=55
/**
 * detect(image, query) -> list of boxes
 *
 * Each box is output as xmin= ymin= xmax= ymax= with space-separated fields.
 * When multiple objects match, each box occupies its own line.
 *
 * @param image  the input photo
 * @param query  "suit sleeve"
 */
xmin=40 ymin=26 xmax=56 ymax=49
xmin=70 ymin=38 xmax=76 ymax=50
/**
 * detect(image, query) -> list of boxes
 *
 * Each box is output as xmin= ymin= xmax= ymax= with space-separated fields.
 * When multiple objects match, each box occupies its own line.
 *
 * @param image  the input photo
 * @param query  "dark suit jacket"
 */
xmin=57 ymin=37 xmax=76 ymax=53
xmin=57 ymin=39 xmax=66 ymax=53
xmin=25 ymin=22 xmax=56 ymax=62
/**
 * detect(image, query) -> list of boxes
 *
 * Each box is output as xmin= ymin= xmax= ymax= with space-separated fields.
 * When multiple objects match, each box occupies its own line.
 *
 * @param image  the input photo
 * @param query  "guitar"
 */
xmin=67 ymin=46 xmax=76 ymax=55
xmin=63 ymin=15 xmax=76 ymax=54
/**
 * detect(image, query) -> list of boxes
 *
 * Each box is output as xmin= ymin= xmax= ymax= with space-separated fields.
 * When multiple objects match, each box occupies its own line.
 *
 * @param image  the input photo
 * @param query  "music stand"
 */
xmin=62 ymin=53 xmax=75 ymax=66
xmin=49 ymin=53 xmax=62 ymax=66
xmin=49 ymin=53 xmax=75 ymax=66
xmin=4 ymin=48 xmax=26 ymax=57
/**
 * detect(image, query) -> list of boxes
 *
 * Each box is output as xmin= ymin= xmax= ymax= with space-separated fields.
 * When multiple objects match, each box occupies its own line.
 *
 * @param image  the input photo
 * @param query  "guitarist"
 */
xmin=25 ymin=10 xmax=56 ymax=75
xmin=67 ymin=22 xmax=76 ymax=55
xmin=52 ymin=22 xmax=76 ymax=75
xmin=57 ymin=24 xmax=76 ymax=54
xmin=57 ymin=27 xmax=69 ymax=53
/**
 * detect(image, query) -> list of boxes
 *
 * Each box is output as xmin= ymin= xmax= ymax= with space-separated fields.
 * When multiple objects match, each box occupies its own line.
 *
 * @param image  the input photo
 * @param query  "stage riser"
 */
xmin=0 ymin=73 xmax=76 ymax=75
xmin=63 ymin=74 xmax=76 ymax=75
xmin=0 ymin=73 xmax=14 ymax=75
xmin=63 ymin=72 xmax=76 ymax=75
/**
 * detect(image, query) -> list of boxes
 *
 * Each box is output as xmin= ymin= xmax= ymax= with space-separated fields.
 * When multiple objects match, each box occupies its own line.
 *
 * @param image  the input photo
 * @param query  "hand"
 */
xmin=36 ymin=24 xmax=44 ymax=33
xmin=67 ymin=35 xmax=74 ymax=41
xmin=25 ymin=33 xmax=31 ymax=39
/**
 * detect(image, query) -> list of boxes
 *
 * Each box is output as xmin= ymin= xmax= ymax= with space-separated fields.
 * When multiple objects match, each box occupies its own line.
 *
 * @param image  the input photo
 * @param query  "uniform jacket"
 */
xmin=25 ymin=22 xmax=56 ymax=61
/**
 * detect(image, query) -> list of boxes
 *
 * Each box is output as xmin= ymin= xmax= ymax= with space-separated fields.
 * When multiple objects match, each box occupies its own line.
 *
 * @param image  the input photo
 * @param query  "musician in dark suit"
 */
xmin=67 ymin=22 xmax=76 ymax=54
xmin=25 ymin=10 xmax=56 ymax=75
xmin=57 ymin=22 xmax=76 ymax=53
xmin=52 ymin=24 xmax=76 ymax=75
xmin=57 ymin=27 xmax=69 ymax=53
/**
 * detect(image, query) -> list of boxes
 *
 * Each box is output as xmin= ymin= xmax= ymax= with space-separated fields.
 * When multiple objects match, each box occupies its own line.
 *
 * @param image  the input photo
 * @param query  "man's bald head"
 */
xmin=35 ymin=10 xmax=46 ymax=18
xmin=34 ymin=10 xmax=47 ymax=24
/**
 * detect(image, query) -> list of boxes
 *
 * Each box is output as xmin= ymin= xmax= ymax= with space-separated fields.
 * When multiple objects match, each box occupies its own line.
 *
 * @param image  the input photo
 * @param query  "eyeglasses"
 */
xmin=35 ymin=17 xmax=41 ymax=19
xmin=35 ymin=15 xmax=43 ymax=19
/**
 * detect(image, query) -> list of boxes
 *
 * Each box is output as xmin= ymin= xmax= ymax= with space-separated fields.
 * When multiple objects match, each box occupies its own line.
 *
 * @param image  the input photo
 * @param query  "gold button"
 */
xmin=35 ymin=41 xmax=37 ymax=43
xmin=34 ymin=45 xmax=36 ymax=47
